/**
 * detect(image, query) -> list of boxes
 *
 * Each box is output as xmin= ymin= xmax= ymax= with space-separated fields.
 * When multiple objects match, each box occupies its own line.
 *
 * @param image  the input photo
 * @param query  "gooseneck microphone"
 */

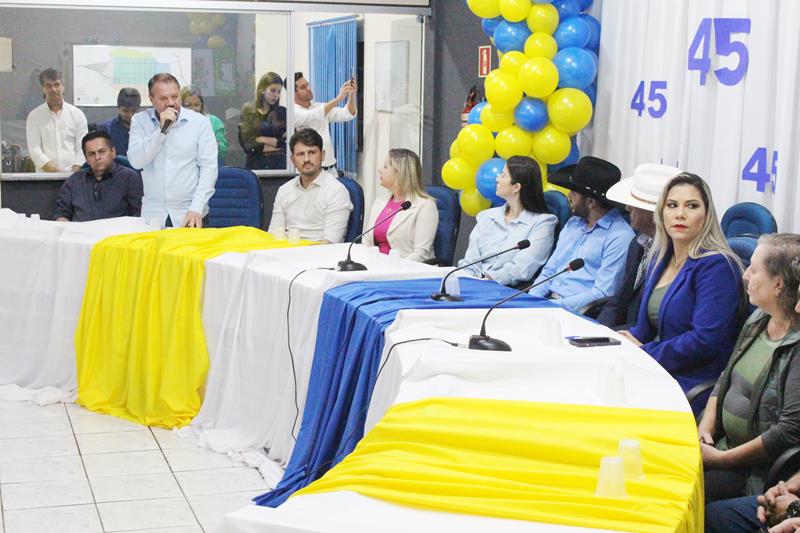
xmin=431 ymin=240 xmax=531 ymax=302
xmin=469 ymin=258 xmax=585 ymax=351
xmin=337 ymin=200 xmax=412 ymax=271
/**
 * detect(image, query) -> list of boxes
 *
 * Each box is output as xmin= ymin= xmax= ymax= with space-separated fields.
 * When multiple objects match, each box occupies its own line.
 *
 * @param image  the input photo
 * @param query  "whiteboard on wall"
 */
xmin=72 ymin=45 xmax=191 ymax=107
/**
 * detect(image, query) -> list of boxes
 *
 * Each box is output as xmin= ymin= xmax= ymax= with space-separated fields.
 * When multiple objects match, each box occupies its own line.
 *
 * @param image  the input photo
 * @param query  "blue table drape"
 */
xmin=254 ymin=277 xmax=556 ymax=507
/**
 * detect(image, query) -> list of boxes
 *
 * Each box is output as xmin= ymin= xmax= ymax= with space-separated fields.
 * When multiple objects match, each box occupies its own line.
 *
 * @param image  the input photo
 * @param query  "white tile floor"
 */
xmin=0 ymin=400 xmax=269 ymax=533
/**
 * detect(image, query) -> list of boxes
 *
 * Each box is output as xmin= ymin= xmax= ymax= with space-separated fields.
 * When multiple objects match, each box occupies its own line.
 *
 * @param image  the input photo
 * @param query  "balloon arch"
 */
xmin=443 ymin=0 xmax=600 ymax=216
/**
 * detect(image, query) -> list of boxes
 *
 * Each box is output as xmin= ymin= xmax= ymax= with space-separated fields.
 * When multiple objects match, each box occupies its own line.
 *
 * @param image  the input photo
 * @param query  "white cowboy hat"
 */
xmin=606 ymin=163 xmax=683 ymax=212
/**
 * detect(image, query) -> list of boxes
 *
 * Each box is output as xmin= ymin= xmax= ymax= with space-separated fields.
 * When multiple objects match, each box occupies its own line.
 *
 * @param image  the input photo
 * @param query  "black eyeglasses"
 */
xmin=93 ymin=180 xmax=101 ymax=201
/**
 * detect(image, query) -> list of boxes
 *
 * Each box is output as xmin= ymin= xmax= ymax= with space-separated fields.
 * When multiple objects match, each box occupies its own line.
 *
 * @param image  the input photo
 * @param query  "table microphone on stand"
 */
xmin=431 ymin=240 xmax=531 ymax=302
xmin=468 ymin=258 xmax=585 ymax=351
xmin=337 ymin=200 xmax=412 ymax=271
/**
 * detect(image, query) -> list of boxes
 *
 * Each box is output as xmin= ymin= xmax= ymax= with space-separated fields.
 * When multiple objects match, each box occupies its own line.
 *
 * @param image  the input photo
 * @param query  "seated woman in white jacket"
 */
xmin=362 ymin=148 xmax=439 ymax=262
xmin=458 ymin=155 xmax=558 ymax=286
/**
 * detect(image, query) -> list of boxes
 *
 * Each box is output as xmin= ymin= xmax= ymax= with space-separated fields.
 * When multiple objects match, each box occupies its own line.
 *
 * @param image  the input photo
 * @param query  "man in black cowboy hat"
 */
xmin=529 ymin=156 xmax=635 ymax=312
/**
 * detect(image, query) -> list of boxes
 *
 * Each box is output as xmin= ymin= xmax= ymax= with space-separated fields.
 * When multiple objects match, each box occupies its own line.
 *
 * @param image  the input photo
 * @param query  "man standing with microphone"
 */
xmin=128 ymin=73 xmax=218 ymax=228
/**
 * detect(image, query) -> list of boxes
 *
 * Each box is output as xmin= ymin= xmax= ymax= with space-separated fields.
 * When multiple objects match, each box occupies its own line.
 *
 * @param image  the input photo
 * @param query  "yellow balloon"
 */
xmin=547 ymin=88 xmax=594 ymax=134
xmin=449 ymin=140 xmax=461 ymax=160
xmin=442 ymin=158 xmax=476 ymax=190
xmin=495 ymin=126 xmax=533 ymax=159
xmin=518 ymin=57 xmax=559 ymax=99
xmin=484 ymin=71 xmax=523 ymax=112
xmin=457 ymin=124 xmax=496 ymax=165
xmin=524 ymin=32 xmax=558 ymax=60
xmin=499 ymin=0 xmax=532 ymax=22
xmin=207 ymin=34 xmax=226 ymax=49
xmin=532 ymin=125 xmax=572 ymax=165
xmin=527 ymin=3 xmax=559 ymax=35
xmin=460 ymin=187 xmax=492 ymax=217
xmin=467 ymin=0 xmax=501 ymax=18
xmin=480 ymin=103 xmax=515 ymax=132
xmin=499 ymin=51 xmax=528 ymax=77
xmin=211 ymin=14 xmax=226 ymax=26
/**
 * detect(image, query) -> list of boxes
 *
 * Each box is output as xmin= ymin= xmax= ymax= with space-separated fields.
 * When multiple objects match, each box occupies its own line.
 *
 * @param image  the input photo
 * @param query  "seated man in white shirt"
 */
xmin=25 ymin=68 xmax=88 ymax=172
xmin=294 ymin=72 xmax=357 ymax=173
xmin=268 ymin=128 xmax=353 ymax=243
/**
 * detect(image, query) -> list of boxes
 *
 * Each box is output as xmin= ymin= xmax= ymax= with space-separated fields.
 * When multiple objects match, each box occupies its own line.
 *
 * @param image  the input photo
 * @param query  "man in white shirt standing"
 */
xmin=269 ymin=128 xmax=353 ymax=243
xmin=293 ymin=72 xmax=357 ymax=174
xmin=25 ymin=68 xmax=88 ymax=173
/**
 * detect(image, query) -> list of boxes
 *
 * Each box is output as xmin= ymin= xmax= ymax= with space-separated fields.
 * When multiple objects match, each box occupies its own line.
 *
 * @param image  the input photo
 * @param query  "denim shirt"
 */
xmin=458 ymin=206 xmax=557 ymax=286
xmin=99 ymin=116 xmax=130 ymax=157
xmin=529 ymin=209 xmax=634 ymax=311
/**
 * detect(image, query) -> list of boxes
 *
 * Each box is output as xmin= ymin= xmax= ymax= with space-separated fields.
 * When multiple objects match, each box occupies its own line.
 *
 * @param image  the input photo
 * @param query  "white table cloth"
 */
xmin=190 ymin=244 xmax=441 ymax=484
xmin=219 ymin=307 xmax=690 ymax=532
xmin=0 ymin=214 xmax=151 ymax=403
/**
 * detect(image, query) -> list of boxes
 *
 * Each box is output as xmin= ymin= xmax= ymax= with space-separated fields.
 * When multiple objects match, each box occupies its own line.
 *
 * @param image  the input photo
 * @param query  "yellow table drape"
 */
xmin=296 ymin=398 xmax=703 ymax=533
xmin=75 ymin=227 xmax=310 ymax=428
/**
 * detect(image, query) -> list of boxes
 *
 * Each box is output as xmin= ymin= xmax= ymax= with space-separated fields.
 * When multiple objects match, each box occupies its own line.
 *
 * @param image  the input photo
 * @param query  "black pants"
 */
xmin=705 ymin=468 xmax=748 ymax=503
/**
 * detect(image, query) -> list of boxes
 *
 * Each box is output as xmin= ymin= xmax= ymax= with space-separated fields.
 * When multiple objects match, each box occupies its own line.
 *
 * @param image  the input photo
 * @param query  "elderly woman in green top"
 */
xmin=698 ymin=233 xmax=800 ymax=503
xmin=180 ymin=85 xmax=227 ymax=164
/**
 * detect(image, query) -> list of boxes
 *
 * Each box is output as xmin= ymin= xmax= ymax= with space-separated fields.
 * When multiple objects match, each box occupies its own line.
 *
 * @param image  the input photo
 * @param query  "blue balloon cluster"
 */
xmin=493 ymin=20 xmax=531 ymax=53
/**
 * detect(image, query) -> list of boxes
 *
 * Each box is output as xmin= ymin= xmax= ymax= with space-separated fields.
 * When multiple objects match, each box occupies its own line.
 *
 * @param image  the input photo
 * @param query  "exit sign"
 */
xmin=479 ymin=46 xmax=492 ymax=77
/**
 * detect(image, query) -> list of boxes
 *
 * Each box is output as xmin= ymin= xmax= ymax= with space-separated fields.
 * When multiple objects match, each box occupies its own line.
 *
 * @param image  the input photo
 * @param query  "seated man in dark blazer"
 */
xmin=596 ymin=164 xmax=681 ymax=329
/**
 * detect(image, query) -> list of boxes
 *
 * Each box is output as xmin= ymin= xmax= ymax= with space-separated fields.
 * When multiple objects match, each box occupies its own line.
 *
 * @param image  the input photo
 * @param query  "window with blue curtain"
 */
xmin=307 ymin=15 xmax=358 ymax=179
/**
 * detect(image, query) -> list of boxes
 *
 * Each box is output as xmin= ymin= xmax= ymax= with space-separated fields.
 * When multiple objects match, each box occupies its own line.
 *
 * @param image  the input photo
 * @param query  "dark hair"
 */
xmin=39 ymin=68 xmax=61 ymax=85
xmin=294 ymin=72 xmax=304 ymax=90
xmin=117 ymin=87 xmax=141 ymax=108
xmin=506 ymin=156 xmax=549 ymax=214
xmin=81 ymin=130 xmax=113 ymax=155
xmin=289 ymin=128 xmax=323 ymax=153
xmin=757 ymin=234 xmax=800 ymax=325
xmin=147 ymin=73 xmax=180 ymax=94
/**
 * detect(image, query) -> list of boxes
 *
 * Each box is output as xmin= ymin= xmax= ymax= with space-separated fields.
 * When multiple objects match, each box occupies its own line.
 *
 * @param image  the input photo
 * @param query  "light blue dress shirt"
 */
xmin=529 ymin=209 xmax=635 ymax=311
xmin=458 ymin=206 xmax=558 ymax=286
xmin=128 ymin=107 xmax=218 ymax=225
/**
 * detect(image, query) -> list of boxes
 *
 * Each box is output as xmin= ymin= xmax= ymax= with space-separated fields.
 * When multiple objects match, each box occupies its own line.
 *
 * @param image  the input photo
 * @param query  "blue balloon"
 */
xmin=553 ymin=17 xmax=591 ymax=50
xmin=481 ymin=16 xmax=503 ymax=40
xmin=577 ymin=0 xmax=594 ymax=10
xmin=579 ymin=14 xmax=601 ymax=50
xmin=468 ymin=101 xmax=488 ymax=124
xmin=553 ymin=0 xmax=581 ymax=19
xmin=584 ymin=82 xmax=597 ymax=107
xmin=514 ymin=98 xmax=548 ymax=132
xmin=548 ymin=137 xmax=580 ymax=171
xmin=553 ymin=47 xmax=597 ymax=89
xmin=493 ymin=20 xmax=531 ymax=53
xmin=476 ymin=158 xmax=506 ymax=205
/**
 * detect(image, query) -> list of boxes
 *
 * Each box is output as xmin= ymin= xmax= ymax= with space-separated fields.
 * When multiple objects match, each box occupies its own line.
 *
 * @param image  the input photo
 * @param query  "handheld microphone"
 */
xmin=431 ymin=239 xmax=531 ymax=302
xmin=337 ymin=200 xmax=412 ymax=271
xmin=160 ymin=119 xmax=173 ymax=135
xmin=468 ymin=258 xmax=585 ymax=351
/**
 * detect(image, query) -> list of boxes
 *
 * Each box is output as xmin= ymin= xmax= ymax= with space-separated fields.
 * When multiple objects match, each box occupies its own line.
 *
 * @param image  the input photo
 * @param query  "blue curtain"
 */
xmin=307 ymin=16 xmax=358 ymax=178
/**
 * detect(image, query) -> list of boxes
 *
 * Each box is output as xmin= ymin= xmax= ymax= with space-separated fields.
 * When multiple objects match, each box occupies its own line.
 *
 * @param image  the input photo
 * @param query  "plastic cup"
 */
xmin=444 ymin=274 xmax=461 ymax=296
xmin=148 ymin=218 xmax=161 ymax=230
xmin=618 ymin=439 xmax=645 ymax=480
xmin=287 ymin=227 xmax=300 ymax=244
xmin=273 ymin=226 xmax=287 ymax=240
xmin=606 ymin=370 xmax=626 ymax=404
xmin=30 ymin=213 xmax=40 ymax=223
xmin=595 ymin=456 xmax=627 ymax=498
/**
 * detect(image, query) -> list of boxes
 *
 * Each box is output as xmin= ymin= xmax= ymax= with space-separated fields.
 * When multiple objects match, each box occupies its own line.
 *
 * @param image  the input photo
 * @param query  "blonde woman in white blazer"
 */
xmin=362 ymin=149 xmax=439 ymax=262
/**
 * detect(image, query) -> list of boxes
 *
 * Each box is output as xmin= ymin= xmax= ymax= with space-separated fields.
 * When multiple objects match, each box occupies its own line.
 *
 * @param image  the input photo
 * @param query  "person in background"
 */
xmin=128 ymin=73 xmax=217 ymax=228
xmin=239 ymin=72 xmax=286 ymax=170
xmin=268 ymin=128 xmax=352 ymax=243
xmin=54 ymin=130 xmax=142 ymax=221
xmin=361 ymin=148 xmax=438 ymax=262
xmin=99 ymin=88 xmax=140 ymax=157
xmin=181 ymin=85 xmax=227 ymax=164
xmin=596 ymin=164 xmax=681 ymax=329
xmin=529 ymin=156 xmax=634 ymax=310
xmin=294 ymin=72 xmax=356 ymax=174
xmin=619 ymin=173 xmax=744 ymax=413
xmin=459 ymin=155 xmax=557 ymax=285
xmin=25 ymin=68 xmax=88 ymax=172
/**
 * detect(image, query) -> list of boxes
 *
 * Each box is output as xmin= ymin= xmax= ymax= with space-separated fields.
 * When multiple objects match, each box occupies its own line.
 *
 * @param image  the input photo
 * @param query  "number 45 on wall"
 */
xmin=688 ymin=18 xmax=751 ymax=87
xmin=742 ymin=148 xmax=778 ymax=193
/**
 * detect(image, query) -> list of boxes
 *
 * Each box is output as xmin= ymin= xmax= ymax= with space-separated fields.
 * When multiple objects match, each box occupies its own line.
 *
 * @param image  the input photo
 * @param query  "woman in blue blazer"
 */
xmin=620 ymin=173 xmax=744 ymax=413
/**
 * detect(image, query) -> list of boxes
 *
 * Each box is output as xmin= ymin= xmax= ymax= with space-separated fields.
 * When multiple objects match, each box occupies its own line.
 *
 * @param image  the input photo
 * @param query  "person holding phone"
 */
xmin=618 ymin=173 xmax=744 ymax=414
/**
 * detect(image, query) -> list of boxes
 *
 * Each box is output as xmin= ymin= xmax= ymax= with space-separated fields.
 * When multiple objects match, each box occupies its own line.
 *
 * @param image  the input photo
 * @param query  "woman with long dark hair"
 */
xmin=239 ymin=72 xmax=287 ymax=170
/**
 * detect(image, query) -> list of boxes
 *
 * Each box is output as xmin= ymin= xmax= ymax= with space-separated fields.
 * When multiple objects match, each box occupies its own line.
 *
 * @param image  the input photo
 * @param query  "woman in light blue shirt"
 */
xmin=458 ymin=156 xmax=558 ymax=286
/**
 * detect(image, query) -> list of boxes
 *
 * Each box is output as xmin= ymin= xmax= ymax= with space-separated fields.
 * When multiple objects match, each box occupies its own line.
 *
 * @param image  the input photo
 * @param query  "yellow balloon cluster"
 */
xmin=187 ymin=12 xmax=226 ymax=37
xmin=446 ymin=0 xmax=597 ymax=216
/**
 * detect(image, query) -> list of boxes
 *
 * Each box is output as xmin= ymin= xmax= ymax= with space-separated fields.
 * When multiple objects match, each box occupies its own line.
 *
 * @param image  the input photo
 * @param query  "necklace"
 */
xmin=672 ymin=255 xmax=686 ymax=268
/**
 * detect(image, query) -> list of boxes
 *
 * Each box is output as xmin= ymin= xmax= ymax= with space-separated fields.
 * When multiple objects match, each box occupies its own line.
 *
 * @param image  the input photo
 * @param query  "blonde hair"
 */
xmin=387 ymin=148 xmax=429 ymax=200
xmin=650 ymin=173 xmax=743 ymax=275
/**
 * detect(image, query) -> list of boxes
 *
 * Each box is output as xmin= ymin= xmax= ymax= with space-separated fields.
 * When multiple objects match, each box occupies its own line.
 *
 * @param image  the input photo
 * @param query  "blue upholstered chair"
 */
xmin=727 ymin=235 xmax=758 ymax=269
xmin=426 ymin=186 xmax=461 ymax=266
xmin=206 ymin=166 xmax=263 ymax=229
xmin=544 ymin=190 xmax=571 ymax=237
xmin=338 ymin=177 xmax=364 ymax=243
xmin=721 ymin=202 xmax=777 ymax=239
